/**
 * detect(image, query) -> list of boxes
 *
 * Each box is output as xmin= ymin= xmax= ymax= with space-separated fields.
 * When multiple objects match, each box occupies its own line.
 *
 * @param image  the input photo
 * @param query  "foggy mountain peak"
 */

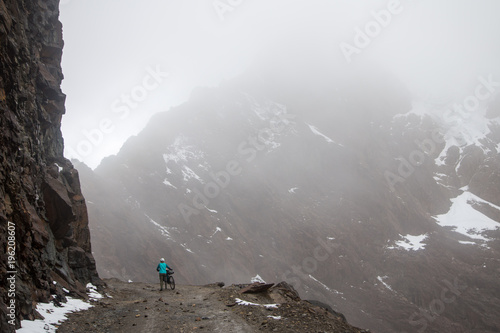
xmin=79 ymin=70 xmax=500 ymax=332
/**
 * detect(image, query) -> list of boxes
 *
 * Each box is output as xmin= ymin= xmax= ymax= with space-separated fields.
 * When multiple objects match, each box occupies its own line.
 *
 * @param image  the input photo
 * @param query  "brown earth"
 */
xmin=56 ymin=279 xmax=367 ymax=333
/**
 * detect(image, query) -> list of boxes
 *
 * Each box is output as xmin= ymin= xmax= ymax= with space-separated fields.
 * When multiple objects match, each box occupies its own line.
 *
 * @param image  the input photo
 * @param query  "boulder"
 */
xmin=239 ymin=282 xmax=274 ymax=294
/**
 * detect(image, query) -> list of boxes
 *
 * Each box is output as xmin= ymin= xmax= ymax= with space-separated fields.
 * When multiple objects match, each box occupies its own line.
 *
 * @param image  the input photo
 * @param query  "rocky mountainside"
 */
xmin=78 ymin=61 xmax=500 ymax=333
xmin=0 ymin=1 xmax=100 ymax=331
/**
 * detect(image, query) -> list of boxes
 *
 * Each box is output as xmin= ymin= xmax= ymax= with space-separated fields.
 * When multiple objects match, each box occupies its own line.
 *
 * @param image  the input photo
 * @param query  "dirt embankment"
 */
xmin=56 ymin=279 xmax=368 ymax=332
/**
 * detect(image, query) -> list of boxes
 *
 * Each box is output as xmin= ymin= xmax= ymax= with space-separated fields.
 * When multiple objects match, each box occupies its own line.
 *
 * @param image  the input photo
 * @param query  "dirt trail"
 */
xmin=56 ymin=279 xmax=366 ymax=333
xmin=57 ymin=279 xmax=253 ymax=332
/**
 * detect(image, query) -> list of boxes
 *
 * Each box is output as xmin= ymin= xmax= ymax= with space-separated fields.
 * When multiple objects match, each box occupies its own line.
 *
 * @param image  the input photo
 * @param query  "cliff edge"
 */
xmin=56 ymin=279 xmax=368 ymax=333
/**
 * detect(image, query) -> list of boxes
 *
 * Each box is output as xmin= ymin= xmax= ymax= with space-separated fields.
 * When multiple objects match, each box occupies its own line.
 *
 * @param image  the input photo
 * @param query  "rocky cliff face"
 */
xmin=0 ymin=1 xmax=100 ymax=331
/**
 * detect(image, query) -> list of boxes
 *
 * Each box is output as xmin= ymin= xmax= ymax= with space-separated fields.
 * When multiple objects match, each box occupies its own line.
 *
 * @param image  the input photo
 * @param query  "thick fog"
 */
xmin=59 ymin=0 xmax=500 ymax=168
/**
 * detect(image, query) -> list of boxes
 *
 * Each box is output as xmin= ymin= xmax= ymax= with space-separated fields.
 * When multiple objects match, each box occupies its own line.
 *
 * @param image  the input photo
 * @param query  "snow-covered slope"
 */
xmin=395 ymin=95 xmax=500 ymax=246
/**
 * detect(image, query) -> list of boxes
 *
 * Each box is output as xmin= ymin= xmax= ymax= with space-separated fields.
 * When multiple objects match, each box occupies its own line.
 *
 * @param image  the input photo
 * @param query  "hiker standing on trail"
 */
xmin=156 ymin=258 xmax=172 ymax=291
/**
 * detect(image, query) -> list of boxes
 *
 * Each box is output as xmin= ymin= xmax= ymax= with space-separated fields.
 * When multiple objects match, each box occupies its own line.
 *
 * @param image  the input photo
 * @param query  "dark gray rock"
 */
xmin=0 ymin=1 xmax=101 ymax=331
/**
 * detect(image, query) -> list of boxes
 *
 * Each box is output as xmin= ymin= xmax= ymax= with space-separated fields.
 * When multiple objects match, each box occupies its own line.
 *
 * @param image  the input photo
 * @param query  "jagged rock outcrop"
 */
xmin=240 ymin=282 xmax=275 ymax=294
xmin=0 ymin=1 xmax=100 ymax=331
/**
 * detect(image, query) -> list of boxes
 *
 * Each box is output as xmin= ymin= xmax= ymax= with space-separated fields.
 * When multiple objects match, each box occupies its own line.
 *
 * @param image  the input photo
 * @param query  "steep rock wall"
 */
xmin=0 ymin=0 xmax=100 ymax=331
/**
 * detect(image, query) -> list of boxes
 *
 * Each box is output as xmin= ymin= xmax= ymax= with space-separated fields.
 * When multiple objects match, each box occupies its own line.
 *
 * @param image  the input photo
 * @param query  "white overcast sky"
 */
xmin=59 ymin=0 xmax=500 ymax=168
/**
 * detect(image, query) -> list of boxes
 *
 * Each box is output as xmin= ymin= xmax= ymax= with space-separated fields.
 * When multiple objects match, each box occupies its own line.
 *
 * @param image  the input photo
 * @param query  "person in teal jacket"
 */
xmin=156 ymin=258 xmax=172 ymax=291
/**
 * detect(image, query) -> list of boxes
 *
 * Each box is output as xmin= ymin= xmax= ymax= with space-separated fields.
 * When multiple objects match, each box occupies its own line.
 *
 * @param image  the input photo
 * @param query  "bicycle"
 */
xmin=164 ymin=270 xmax=175 ymax=290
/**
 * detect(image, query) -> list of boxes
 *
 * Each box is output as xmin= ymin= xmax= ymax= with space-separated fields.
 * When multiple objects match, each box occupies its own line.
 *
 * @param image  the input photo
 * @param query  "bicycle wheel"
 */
xmin=169 ymin=276 xmax=175 ymax=290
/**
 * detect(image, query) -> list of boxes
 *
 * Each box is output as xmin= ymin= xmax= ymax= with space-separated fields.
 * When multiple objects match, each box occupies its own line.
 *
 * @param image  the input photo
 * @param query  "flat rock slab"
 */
xmin=240 ymin=283 xmax=275 ymax=294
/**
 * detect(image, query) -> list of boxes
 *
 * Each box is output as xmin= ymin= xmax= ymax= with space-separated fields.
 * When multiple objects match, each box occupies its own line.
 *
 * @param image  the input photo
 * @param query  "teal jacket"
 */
xmin=157 ymin=262 xmax=172 ymax=274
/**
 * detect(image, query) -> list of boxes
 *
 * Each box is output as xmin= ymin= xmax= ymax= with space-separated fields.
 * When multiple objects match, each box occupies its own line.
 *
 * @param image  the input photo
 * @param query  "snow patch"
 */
xmin=86 ymin=283 xmax=103 ymax=301
xmin=235 ymin=298 xmax=278 ymax=309
xmin=268 ymin=315 xmax=282 ymax=320
xmin=434 ymin=191 xmax=500 ymax=240
xmin=388 ymin=234 xmax=428 ymax=251
xmin=18 ymin=284 xmax=104 ymax=332
xmin=308 ymin=124 xmax=343 ymax=146
xmin=308 ymin=275 xmax=343 ymax=295
xmin=251 ymin=275 xmax=266 ymax=284
xmin=402 ymin=100 xmax=498 ymax=165
xmin=459 ymin=241 xmax=476 ymax=245
xmin=17 ymin=297 xmax=93 ymax=333
xmin=377 ymin=276 xmax=394 ymax=292
xmin=211 ymin=227 xmax=222 ymax=238
xmin=182 ymin=166 xmax=203 ymax=183
xmin=309 ymin=275 xmax=331 ymax=292
xmin=180 ymin=243 xmax=194 ymax=254
xmin=145 ymin=214 xmax=172 ymax=240
xmin=163 ymin=179 xmax=177 ymax=189
xmin=433 ymin=172 xmax=448 ymax=182
xmin=308 ymin=124 xmax=333 ymax=143
xmin=259 ymin=133 xmax=281 ymax=151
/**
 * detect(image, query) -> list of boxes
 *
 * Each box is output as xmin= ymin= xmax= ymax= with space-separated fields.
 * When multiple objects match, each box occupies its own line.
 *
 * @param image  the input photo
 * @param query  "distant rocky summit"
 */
xmin=0 ymin=1 xmax=100 ymax=331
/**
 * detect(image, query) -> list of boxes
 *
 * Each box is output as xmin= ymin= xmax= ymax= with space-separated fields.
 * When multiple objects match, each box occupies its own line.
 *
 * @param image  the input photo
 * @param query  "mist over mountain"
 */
xmin=78 ymin=58 xmax=500 ymax=332
xmin=2 ymin=1 xmax=500 ymax=332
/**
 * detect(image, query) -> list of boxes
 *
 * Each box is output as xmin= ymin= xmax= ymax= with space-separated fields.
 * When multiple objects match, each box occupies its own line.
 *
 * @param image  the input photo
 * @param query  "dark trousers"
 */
xmin=159 ymin=273 xmax=166 ymax=290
